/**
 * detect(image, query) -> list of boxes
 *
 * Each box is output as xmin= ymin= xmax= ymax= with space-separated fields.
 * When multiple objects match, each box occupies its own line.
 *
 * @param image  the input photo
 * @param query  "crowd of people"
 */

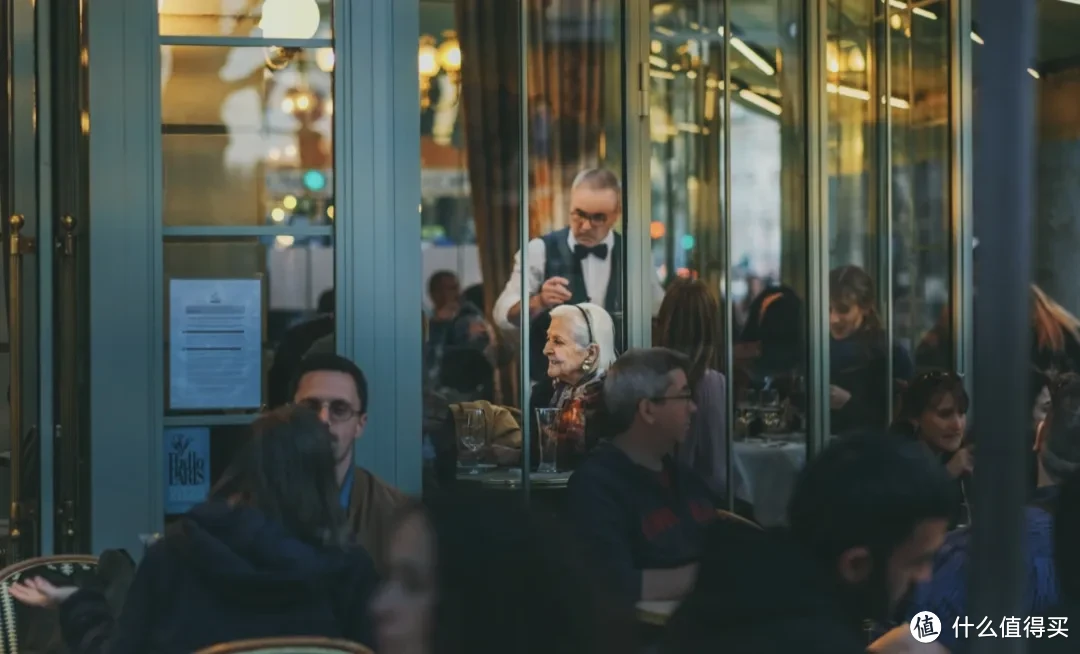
xmin=6 ymin=168 xmax=1079 ymax=653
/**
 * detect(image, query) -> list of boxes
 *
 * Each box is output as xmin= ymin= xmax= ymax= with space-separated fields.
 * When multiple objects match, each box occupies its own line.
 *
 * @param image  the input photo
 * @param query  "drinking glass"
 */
xmin=458 ymin=408 xmax=486 ymax=474
xmin=535 ymin=408 xmax=560 ymax=473
xmin=759 ymin=389 xmax=782 ymax=434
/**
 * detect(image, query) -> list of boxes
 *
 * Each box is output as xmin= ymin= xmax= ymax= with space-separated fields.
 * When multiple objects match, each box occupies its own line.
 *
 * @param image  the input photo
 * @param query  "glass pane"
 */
xmin=418 ymin=0 xmax=627 ymax=501
xmin=827 ymin=0 xmax=932 ymax=435
xmin=164 ymin=236 xmax=335 ymax=415
xmin=728 ymin=0 xmax=808 ymax=527
xmin=159 ymin=0 xmax=334 ymax=39
xmin=649 ymin=3 xmax=732 ymax=498
xmin=891 ymin=1 xmax=951 ymax=373
xmin=161 ymin=46 xmax=334 ymax=227
xmin=1034 ymin=0 xmax=1080 ymax=363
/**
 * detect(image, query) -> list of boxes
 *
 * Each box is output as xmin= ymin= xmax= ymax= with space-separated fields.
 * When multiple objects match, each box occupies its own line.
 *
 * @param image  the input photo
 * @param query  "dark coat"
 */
xmin=58 ymin=501 xmax=377 ymax=653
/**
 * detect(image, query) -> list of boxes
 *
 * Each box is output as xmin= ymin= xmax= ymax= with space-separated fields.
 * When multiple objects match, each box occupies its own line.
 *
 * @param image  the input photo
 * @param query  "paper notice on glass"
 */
xmin=169 ymin=278 xmax=262 ymax=410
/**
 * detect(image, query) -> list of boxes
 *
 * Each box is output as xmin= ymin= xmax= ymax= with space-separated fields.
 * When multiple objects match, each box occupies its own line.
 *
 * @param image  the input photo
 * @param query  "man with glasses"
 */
xmin=291 ymin=353 xmax=408 ymax=566
xmin=567 ymin=347 xmax=715 ymax=604
xmin=493 ymin=168 xmax=664 ymax=379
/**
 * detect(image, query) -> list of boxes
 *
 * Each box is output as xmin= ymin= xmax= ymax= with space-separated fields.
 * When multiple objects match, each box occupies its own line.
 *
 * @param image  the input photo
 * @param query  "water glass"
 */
xmin=535 ymin=408 xmax=560 ymax=473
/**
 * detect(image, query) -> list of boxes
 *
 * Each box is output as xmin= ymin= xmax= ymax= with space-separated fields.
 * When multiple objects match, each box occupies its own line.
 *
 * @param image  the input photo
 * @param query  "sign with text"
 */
xmin=164 ymin=427 xmax=210 ymax=514
xmin=169 ymin=278 xmax=262 ymax=410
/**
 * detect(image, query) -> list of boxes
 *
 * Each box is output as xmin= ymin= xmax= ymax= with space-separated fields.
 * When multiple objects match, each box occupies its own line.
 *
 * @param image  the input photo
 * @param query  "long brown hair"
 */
xmin=1032 ymin=284 xmax=1080 ymax=353
xmin=829 ymin=265 xmax=883 ymax=334
xmin=653 ymin=279 xmax=720 ymax=390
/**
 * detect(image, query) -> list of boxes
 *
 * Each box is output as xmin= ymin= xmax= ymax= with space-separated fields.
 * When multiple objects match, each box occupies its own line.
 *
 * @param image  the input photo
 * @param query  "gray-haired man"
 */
xmin=566 ymin=347 xmax=716 ymax=604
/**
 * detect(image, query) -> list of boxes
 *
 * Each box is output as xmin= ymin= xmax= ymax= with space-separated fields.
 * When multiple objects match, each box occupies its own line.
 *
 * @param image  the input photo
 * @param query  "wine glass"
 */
xmin=458 ymin=408 xmax=486 ymax=474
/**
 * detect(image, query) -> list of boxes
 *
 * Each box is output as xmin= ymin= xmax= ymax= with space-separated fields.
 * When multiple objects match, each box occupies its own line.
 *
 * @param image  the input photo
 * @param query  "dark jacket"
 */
xmin=904 ymin=486 xmax=1060 ymax=653
xmin=831 ymin=332 xmax=914 ymax=434
xmin=566 ymin=442 xmax=716 ymax=603
xmin=58 ymin=501 xmax=377 ymax=653
xmin=663 ymin=522 xmax=868 ymax=654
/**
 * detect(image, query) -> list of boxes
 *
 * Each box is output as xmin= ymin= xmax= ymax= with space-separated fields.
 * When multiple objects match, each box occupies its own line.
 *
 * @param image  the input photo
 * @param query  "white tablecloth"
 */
xmin=733 ymin=438 xmax=807 ymax=527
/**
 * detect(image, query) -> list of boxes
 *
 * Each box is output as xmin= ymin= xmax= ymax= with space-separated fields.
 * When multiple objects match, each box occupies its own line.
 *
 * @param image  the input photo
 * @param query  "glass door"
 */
xmin=156 ymin=0 xmax=337 ymax=523
xmin=1 ymin=0 xmax=46 ymax=562
xmin=50 ymin=0 xmax=92 ymax=554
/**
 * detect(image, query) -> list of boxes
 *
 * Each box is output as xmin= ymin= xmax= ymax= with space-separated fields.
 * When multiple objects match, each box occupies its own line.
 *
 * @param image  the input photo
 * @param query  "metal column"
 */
xmin=968 ymin=0 xmax=1036 ymax=651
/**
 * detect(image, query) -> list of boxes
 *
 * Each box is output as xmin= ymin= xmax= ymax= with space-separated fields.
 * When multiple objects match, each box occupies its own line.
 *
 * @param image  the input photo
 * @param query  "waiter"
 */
xmin=493 ymin=168 xmax=664 ymax=381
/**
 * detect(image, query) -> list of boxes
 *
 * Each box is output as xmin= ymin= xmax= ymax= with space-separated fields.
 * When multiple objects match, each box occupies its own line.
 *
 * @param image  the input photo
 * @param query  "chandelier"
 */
xmin=419 ymin=30 xmax=461 ymax=110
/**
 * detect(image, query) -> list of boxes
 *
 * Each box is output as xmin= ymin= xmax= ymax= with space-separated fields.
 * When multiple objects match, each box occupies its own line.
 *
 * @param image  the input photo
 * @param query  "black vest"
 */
xmin=528 ymin=228 xmax=624 ymax=382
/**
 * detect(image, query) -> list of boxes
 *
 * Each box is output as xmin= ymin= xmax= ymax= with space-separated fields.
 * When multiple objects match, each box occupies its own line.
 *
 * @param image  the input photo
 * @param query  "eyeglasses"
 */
xmin=916 ymin=370 xmax=964 ymax=383
xmin=570 ymin=208 xmax=611 ymax=226
xmin=295 ymin=397 xmax=362 ymax=424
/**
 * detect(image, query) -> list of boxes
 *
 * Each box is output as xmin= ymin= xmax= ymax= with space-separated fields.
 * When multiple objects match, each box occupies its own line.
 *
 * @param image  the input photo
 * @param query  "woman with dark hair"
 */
xmin=9 ymin=405 xmax=378 ymax=653
xmin=890 ymin=371 xmax=972 ymax=528
xmin=654 ymin=279 xmax=730 ymax=494
xmin=372 ymin=492 xmax=633 ymax=654
xmin=829 ymin=265 xmax=914 ymax=434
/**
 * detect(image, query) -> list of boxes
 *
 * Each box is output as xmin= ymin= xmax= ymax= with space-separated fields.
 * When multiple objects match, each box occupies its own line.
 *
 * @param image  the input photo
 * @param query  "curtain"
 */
xmin=455 ymin=0 xmax=606 ymax=406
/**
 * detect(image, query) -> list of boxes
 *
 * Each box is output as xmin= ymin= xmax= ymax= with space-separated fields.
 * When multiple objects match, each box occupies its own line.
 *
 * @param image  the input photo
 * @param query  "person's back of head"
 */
xmin=211 ymin=404 xmax=344 ymax=547
xmin=1040 ymin=373 xmax=1080 ymax=484
xmin=603 ymin=347 xmax=691 ymax=435
xmin=787 ymin=433 xmax=954 ymax=619
xmin=654 ymin=279 xmax=720 ymax=390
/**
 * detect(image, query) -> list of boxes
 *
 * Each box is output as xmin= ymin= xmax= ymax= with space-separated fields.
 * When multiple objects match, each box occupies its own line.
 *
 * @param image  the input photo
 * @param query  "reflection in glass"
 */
xmin=161 ymin=46 xmax=334 ymax=227
xmin=826 ymin=0 xmax=947 ymax=433
xmin=890 ymin=1 xmax=952 ymax=373
xmin=728 ymin=0 xmax=809 ymax=526
xmin=649 ymin=3 xmax=724 ymax=289
xmin=419 ymin=0 xmax=628 ymax=501
xmin=158 ymin=0 xmax=334 ymax=39
xmin=163 ymin=237 xmax=335 ymax=415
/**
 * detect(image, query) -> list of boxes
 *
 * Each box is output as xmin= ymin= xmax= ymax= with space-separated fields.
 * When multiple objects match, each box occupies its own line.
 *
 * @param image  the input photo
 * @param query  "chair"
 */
xmin=195 ymin=637 xmax=374 ymax=654
xmin=0 ymin=554 xmax=100 ymax=653
xmin=716 ymin=508 xmax=763 ymax=530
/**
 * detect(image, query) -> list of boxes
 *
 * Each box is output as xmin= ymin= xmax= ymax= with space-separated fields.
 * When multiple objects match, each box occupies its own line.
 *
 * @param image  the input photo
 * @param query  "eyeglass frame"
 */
xmin=570 ymin=208 xmax=613 ymax=226
xmin=293 ymin=397 xmax=364 ymax=424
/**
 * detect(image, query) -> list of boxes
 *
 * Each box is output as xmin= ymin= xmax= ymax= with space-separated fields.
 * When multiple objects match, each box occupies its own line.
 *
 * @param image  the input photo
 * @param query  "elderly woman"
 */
xmin=531 ymin=303 xmax=617 ymax=462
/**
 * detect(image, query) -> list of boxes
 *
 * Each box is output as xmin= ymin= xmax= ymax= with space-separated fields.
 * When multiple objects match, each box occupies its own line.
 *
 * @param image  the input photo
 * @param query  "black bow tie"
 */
xmin=574 ymin=243 xmax=609 ymax=260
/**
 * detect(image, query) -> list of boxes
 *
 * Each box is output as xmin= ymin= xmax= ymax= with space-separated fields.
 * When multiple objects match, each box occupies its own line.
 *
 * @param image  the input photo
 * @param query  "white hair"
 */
xmin=548 ymin=303 xmax=618 ymax=373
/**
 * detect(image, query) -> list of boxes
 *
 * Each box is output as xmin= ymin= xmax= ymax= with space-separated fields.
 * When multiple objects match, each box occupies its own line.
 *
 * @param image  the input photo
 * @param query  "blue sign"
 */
xmin=164 ymin=427 xmax=211 ymax=514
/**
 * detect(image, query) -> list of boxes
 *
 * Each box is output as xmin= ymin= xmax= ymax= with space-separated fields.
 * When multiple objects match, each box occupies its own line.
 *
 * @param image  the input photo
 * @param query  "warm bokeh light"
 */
xmin=259 ymin=0 xmax=320 ymax=39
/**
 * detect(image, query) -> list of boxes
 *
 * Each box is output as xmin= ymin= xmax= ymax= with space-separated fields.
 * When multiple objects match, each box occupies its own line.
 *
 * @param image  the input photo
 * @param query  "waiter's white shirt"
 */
xmin=493 ymin=229 xmax=664 ymax=332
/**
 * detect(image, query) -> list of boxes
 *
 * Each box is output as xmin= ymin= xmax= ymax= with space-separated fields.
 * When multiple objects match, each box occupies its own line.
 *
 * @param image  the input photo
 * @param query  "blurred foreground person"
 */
xmin=372 ymin=491 xmax=633 ymax=654
xmin=663 ymin=434 xmax=953 ymax=653
xmin=9 ymin=406 xmax=378 ymax=653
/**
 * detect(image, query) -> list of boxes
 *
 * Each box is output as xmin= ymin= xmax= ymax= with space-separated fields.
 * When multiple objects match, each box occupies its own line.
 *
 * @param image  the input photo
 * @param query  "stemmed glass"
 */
xmin=458 ymin=408 xmax=486 ymax=475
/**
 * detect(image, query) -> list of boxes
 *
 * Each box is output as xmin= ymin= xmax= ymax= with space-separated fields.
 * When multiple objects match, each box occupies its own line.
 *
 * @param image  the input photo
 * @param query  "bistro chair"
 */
xmin=195 ymin=637 xmax=374 ymax=654
xmin=0 ymin=554 xmax=100 ymax=653
xmin=716 ymin=508 xmax=763 ymax=530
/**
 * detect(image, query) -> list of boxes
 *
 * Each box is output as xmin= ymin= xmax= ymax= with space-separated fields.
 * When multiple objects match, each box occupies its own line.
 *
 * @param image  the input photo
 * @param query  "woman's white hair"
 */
xmin=549 ymin=303 xmax=618 ymax=373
